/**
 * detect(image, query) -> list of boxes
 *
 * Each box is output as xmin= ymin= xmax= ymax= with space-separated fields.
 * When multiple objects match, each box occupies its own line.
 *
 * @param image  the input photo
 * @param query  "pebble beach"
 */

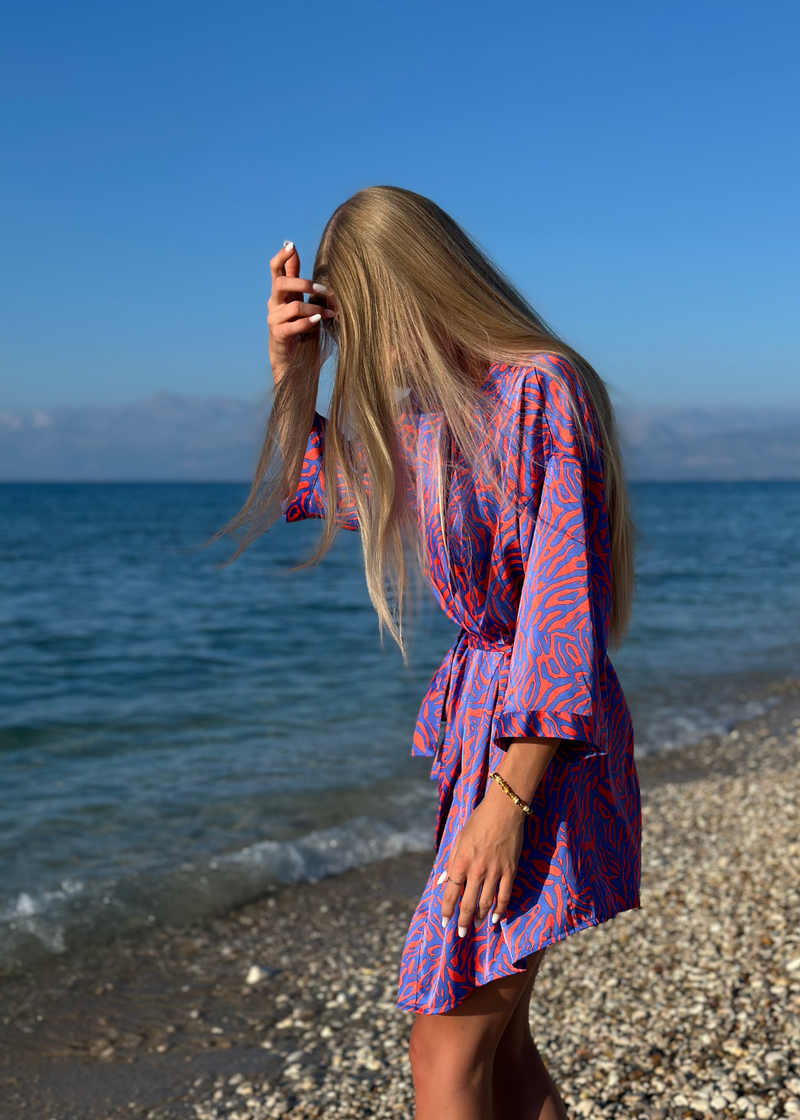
xmin=2 ymin=682 xmax=799 ymax=1120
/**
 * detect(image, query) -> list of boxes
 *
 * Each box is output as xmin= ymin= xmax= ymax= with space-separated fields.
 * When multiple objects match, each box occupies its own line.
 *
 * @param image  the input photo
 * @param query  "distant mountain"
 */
xmin=1 ymin=393 xmax=799 ymax=481
xmin=0 ymin=393 xmax=267 ymax=481
xmin=619 ymin=406 xmax=800 ymax=481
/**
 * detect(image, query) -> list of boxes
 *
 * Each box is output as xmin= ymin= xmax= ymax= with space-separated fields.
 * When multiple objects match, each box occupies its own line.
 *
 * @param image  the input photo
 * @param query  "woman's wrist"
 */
xmin=483 ymin=775 xmax=528 ymax=821
xmin=496 ymin=736 xmax=561 ymax=804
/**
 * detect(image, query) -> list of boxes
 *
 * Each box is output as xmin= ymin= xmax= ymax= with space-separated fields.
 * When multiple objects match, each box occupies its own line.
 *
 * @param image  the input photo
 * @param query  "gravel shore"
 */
xmin=2 ymin=682 xmax=799 ymax=1120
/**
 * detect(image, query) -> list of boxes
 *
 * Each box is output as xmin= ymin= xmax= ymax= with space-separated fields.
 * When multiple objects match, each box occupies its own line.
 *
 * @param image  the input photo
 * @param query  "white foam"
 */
xmin=223 ymin=817 xmax=433 ymax=886
xmin=633 ymin=693 xmax=780 ymax=756
xmin=0 ymin=794 xmax=437 ymax=970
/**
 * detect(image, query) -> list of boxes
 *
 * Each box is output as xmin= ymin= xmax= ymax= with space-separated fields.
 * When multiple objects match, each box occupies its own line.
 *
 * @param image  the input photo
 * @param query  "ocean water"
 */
xmin=1 ymin=481 xmax=799 ymax=970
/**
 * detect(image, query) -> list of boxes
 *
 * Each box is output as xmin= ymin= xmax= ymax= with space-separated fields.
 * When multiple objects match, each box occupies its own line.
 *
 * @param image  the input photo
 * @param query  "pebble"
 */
xmin=246 ymin=966 xmax=270 ymax=986
xmin=4 ymin=686 xmax=799 ymax=1120
xmin=188 ymin=700 xmax=800 ymax=1120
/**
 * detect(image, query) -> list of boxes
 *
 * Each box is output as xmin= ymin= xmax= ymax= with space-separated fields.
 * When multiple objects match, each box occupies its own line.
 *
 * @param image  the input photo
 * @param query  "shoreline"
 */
xmin=2 ymin=682 xmax=799 ymax=1120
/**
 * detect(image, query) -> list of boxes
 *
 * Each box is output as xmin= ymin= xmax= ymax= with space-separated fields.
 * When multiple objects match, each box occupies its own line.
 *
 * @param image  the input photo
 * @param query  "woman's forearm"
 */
xmin=496 ymin=736 xmax=561 ymax=804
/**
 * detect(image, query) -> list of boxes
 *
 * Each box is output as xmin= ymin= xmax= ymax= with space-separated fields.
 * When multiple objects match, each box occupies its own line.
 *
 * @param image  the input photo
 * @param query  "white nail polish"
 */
xmin=309 ymin=313 xmax=322 ymax=324
xmin=491 ymin=913 xmax=500 ymax=925
xmin=441 ymin=915 xmax=448 ymax=928
xmin=311 ymin=283 xmax=329 ymax=295
xmin=458 ymin=926 xmax=468 ymax=938
xmin=436 ymin=871 xmax=447 ymax=886
xmin=283 ymin=240 xmax=294 ymax=252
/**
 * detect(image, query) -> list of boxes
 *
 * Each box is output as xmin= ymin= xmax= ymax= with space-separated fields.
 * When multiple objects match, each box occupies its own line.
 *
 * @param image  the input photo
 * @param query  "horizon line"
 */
xmin=3 ymin=477 xmax=800 ymax=486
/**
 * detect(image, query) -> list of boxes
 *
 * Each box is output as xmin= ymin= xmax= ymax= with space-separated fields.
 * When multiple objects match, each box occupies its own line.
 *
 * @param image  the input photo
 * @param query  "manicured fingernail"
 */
xmin=491 ymin=912 xmax=500 ymax=925
xmin=309 ymin=313 xmax=322 ymax=324
xmin=312 ymin=283 xmax=329 ymax=294
xmin=283 ymin=240 xmax=294 ymax=252
xmin=458 ymin=925 xmax=468 ymax=938
xmin=436 ymin=871 xmax=447 ymax=886
xmin=441 ymin=915 xmax=448 ymax=928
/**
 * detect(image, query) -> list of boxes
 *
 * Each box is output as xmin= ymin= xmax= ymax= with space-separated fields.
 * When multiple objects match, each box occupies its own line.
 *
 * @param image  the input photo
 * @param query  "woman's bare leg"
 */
xmin=409 ymin=949 xmax=565 ymax=1120
xmin=491 ymin=951 xmax=568 ymax=1120
xmin=409 ymin=960 xmax=536 ymax=1120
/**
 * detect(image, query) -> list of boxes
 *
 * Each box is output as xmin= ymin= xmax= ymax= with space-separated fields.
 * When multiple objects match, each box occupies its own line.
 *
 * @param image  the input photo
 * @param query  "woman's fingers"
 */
xmin=439 ymin=863 xmax=513 ymax=932
xmin=476 ymin=871 xmax=501 ymax=924
xmin=456 ymin=876 xmax=483 ymax=937
xmin=269 ymin=300 xmax=335 ymax=325
xmin=491 ymin=872 xmax=514 ymax=925
xmin=269 ymin=241 xmax=297 ymax=282
xmin=269 ymin=300 xmax=335 ymax=339
xmin=439 ymin=874 xmax=464 ymax=928
xmin=284 ymin=241 xmax=300 ymax=281
xmin=275 ymin=316 xmax=321 ymax=340
xmin=267 ymin=243 xmax=322 ymax=382
xmin=267 ymin=245 xmax=334 ymax=352
xmin=270 ymin=276 xmax=331 ymax=306
xmin=270 ymin=309 xmax=334 ymax=341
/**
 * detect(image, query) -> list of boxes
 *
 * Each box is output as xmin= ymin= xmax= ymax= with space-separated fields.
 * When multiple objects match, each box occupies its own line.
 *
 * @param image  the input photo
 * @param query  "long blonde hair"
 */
xmin=223 ymin=186 xmax=634 ymax=652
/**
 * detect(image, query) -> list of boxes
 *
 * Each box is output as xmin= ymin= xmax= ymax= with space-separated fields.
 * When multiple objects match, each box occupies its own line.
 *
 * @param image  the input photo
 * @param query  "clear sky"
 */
xmin=1 ymin=0 xmax=798 ymax=412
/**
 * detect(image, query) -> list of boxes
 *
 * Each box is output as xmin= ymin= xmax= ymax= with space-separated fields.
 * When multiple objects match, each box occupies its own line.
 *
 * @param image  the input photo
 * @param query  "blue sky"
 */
xmin=1 ymin=0 xmax=798 ymax=411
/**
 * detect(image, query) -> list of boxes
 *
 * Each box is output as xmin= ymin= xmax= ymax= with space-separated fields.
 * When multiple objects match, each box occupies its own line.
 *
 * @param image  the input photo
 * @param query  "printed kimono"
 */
xmin=284 ymin=354 xmax=641 ymax=1014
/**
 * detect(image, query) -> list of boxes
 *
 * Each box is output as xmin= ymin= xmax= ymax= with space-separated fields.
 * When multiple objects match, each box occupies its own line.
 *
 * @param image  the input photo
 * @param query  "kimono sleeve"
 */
xmin=282 ymin=413 xmax=359 ymax=530
xmin=493 ymin=362 xmax=611 ymax=757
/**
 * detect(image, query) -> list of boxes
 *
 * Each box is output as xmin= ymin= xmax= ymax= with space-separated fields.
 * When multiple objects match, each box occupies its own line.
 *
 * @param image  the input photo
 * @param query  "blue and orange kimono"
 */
xmin=284 ymin=354 xmax=641 ymax=1014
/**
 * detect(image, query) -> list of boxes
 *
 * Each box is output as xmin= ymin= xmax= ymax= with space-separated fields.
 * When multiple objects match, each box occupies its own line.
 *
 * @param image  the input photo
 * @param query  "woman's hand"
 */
xmin=439 ymin=736 xmax=561 ymax=934
xmin=439 ymin=781 xmax=526 ymax=935
xmin=267 ymin=242 xmax=335 ymax=386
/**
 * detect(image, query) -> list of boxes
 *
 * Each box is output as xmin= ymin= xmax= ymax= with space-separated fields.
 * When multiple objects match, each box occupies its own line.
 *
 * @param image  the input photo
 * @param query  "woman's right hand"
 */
xmin=267 ymin=242 xmax=335 ymax=385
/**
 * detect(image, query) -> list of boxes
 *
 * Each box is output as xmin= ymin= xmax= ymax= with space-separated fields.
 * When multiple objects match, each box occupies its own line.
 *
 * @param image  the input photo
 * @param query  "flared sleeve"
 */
xmin=283 ymin=413 xmax=359 ymax=531
xmin=493 ymin=360 xmax=612 ymax=757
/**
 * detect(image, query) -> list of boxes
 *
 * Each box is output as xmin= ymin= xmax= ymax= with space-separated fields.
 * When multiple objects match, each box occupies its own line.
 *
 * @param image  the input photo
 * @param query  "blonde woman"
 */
xmin=227 ymin=187 xmax=641 ymax=1120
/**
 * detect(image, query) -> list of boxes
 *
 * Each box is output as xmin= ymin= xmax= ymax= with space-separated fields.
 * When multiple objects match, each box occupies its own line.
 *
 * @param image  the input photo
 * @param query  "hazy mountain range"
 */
xmin=0 ymin=394 xmax=263 ymax=482
xmin=1 ymin=393 xmax=799 ymax=481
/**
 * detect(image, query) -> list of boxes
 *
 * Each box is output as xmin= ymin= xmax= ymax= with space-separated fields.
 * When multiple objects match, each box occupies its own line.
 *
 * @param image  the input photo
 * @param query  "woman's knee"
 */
xmin=408 ymin=1020 xmax=452 ymax=1083
xmin=408 ymin=1017 xmax=486 ymax=1092
xmin=407 ymin=1022 xmax=430 ymax=1080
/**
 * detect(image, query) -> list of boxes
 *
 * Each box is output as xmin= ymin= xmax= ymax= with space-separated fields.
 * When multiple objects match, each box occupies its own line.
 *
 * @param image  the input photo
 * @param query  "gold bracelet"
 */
xmin=488 ymin=771 xmax=533 ymax=815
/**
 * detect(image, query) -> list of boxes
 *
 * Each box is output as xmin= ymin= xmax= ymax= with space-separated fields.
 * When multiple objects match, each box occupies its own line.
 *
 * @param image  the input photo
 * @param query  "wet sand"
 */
xmin=2 ymin=681 xmax=799 ymax=1120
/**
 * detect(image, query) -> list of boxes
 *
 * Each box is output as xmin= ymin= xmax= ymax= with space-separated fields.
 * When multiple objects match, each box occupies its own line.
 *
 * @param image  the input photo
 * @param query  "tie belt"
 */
xmin=434 ymin=628 xmax=514 ymax=754
xmin=460 ymin=630 xmax=514 ymax=652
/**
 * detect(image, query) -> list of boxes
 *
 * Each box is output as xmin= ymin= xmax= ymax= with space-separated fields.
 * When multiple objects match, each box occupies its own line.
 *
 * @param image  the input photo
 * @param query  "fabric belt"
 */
xmin=461 ymin=631 xmax=514 ymax=652
xmin=434 ymin=628 xmax=515 ymax=756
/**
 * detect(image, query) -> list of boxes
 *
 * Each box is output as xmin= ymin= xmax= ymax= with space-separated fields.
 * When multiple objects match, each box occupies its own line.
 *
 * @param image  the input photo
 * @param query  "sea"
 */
xmin=2 ymin=481 xmax=799 ymax=972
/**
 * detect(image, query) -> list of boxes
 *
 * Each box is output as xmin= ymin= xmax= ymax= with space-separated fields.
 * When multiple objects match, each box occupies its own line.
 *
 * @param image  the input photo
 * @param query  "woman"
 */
xmin=225 ymin=187 xmax=641 ymax=1120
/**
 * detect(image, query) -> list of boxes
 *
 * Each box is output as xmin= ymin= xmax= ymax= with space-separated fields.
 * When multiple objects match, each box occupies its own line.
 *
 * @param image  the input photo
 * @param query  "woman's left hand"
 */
xmin=439 ymin=780 xmax=526 ymax=936
xmin=438 ymin=736 xmax=562 ymax=935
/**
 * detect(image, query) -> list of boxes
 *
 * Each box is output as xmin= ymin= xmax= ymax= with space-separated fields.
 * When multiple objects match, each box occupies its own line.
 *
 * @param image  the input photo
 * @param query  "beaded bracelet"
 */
xmin=488 ymin=771 xmax=533 ymax=815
